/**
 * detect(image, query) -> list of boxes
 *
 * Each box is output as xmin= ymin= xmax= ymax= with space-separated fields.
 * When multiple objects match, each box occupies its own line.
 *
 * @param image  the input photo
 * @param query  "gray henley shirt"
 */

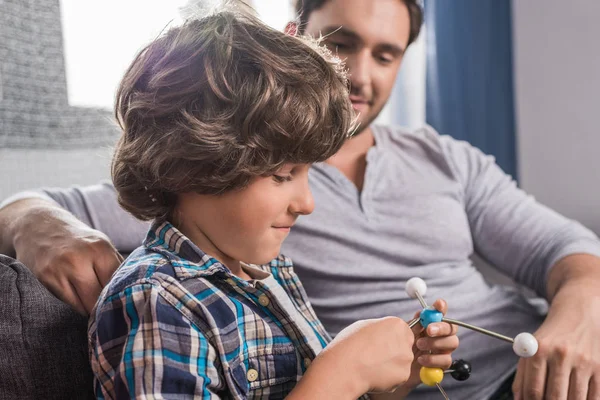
xmin=6 ymin=124 xmax=600 ymax=399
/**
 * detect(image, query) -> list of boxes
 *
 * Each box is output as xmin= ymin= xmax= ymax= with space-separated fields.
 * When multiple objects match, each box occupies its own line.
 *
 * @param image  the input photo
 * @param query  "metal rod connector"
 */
xmin=442 ymin=317 xmax=514 ymax=343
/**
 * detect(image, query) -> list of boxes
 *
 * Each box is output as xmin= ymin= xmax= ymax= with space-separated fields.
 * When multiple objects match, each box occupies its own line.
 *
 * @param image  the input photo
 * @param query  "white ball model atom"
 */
xmin=406 ymin=277 xmax=427 ymax=299
xmin=512 ymin=332 xmax=538 ymax=358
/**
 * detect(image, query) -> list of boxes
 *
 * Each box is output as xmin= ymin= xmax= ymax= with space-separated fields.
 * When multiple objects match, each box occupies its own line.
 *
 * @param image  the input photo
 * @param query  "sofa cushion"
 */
xmin=0 ymin=255 xmax=93 ymax=399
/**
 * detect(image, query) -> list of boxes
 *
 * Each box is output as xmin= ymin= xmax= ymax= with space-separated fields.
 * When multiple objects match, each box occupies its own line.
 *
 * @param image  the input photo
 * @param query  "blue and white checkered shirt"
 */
xmin=89 ymin=221 xmax=334 ymax=399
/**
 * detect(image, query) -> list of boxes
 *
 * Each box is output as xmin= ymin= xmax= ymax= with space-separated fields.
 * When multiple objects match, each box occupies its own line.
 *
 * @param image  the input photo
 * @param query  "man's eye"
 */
xmin=377 ymin=55 xmax=394 ymax=65
xmin=327 ymin=41 xmax=350 ymax=51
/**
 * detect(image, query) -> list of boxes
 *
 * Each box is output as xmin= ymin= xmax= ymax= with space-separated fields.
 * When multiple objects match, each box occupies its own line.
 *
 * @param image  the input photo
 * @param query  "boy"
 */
xmin=89 ymin=3 xmax=458 ymax=398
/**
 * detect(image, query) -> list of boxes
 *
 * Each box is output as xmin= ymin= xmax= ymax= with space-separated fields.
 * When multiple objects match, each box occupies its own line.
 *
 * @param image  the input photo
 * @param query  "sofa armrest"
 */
xmin=0 ymin=255 xmax=93 ymax=400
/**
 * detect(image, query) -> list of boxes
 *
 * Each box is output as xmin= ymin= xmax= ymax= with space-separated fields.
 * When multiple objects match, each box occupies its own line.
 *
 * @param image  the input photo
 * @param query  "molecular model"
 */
xmin=405 ymin=277 xmax=539 ymax=399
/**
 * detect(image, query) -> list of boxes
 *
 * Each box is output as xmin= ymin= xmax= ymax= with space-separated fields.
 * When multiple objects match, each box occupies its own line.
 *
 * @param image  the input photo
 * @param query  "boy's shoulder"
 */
xmin=99 ymin=241 xmax=249 ymax=304
xmin=101 ymin=246 xmax=176 ymax=298
xmin=100 ymin=248 xmax=299 ymax=306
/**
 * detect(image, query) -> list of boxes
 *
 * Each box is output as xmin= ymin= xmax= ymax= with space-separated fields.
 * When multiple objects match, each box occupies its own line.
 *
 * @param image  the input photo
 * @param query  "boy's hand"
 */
xmin=405 ymin=299 xmax=459 ymax=390
xmin=309 ymin=316 xmax=415 ymax=397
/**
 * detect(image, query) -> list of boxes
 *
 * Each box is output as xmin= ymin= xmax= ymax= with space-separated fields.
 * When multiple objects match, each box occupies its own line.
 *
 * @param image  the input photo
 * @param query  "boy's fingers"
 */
xmin=416 ymin=352 xmax=454 ymax=370
xmin=426 ymin=321 xmax=457 ymax=337
xmin=411 ymin=298 xmax=453 ymax=336
xmin=417 ymin=335 xmax=460 ymax=352
xmin=410 ymin=310 xmax=424 ymax=335
xmin=432 ymin=298 xmax=448 ymax=315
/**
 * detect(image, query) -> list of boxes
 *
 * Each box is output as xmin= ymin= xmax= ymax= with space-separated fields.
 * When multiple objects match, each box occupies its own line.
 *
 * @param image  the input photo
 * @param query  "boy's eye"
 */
xmin=272 ymin=174 xmax=292 ymax=183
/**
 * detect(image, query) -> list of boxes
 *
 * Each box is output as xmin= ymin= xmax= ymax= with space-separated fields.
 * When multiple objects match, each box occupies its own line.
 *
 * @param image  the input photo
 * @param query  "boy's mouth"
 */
xmin=272 ymin=222 xmax=294 ymax=232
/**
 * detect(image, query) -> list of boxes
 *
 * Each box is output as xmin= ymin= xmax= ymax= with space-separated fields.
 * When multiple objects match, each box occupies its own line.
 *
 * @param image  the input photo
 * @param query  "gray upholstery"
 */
xmin=0 ymin=255 xmax=93 ymax=399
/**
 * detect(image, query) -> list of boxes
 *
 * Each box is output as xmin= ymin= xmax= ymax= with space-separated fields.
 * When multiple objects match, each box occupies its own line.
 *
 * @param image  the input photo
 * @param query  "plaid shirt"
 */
xmin=89 ymin=221 xmax=335 ymax=399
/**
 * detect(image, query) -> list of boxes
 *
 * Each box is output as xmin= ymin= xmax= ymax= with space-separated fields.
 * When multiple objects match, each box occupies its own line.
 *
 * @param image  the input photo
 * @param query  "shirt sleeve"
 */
xmin=90 ymin=282 xmax=223 ymax=399
xmin=437 ymin=129 xmax=600 ymax=298
xmin=0 ymin=181 xmax=148 ymax=252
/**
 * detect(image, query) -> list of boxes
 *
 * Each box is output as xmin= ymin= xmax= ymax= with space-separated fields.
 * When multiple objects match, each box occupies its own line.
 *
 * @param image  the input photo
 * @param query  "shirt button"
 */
xmin=303 ymin=358 xmax=312 ymax=368
xmin=247 ymin=368 xmax=259 ymax=382
xmin=258 ymin=294 xmax=270 ymax=306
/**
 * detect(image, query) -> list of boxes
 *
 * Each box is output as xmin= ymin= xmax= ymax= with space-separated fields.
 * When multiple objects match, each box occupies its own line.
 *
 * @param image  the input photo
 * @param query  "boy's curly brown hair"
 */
xmin=112 ymin=3 xmax=355 ymax=221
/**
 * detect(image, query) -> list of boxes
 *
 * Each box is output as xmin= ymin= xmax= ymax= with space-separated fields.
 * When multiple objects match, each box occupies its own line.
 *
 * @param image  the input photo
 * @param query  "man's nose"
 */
xmin=348 ymin=51 xmax=372 ymax=90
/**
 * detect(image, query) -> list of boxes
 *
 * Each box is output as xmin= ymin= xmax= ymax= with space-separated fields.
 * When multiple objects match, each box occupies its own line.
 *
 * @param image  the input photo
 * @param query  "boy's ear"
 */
xmin=284 ymin=21 xmax=298 ymax=36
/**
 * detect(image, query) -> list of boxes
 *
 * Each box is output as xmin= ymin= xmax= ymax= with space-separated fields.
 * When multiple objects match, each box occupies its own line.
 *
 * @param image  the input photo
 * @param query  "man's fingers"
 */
xmin=522 ymin=354 xmax=548 ymax=400
xmin=69 ymin=281 xmax=90 ymax=315
xmin=77 ymin=281 xmax=102 ymax=315
xmin=587 ymin=376 xmax=599 ymax=400
xmin=44 ymin=275 xmax=87 ymax=315
xmin=567 ymin=369 xmax=590 ymax=400
xmin=545 ymin=358 xmax=571 ymax=400
xmin=93 ymin=250 xmax=121 ymax=287
xmin=512 ymin=357 xmax=526 ymax=400
xmin=70 ymin=268 xmax=103 ymax=314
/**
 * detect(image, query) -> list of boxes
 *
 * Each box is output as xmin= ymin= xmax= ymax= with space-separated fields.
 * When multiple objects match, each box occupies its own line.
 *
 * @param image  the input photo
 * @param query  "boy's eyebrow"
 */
xmin=320 ymin=26 xmax=405 ymax=55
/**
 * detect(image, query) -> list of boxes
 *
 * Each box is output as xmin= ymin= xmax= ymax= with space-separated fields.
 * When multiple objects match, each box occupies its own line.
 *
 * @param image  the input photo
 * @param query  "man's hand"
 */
xmin=512 ymin=254 xmax=600 ymax=400
xmin=2 ymin=198 xmax=122 ymax=315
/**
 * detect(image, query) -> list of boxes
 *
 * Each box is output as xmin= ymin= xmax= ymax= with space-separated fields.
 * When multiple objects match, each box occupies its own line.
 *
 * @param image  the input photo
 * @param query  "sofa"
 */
xmin=0 ymin=255 xmax=94 ymax=399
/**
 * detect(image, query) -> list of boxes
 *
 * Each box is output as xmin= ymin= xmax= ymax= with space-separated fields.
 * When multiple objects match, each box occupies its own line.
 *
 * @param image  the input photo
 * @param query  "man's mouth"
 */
xmin=349 ymin=96 xmax=370 ymax=111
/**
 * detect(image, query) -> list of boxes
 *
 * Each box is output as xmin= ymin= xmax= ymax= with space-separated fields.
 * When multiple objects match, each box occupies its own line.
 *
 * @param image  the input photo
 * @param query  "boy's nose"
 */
xmin=290 ymin=186 xmax=315 ymax=216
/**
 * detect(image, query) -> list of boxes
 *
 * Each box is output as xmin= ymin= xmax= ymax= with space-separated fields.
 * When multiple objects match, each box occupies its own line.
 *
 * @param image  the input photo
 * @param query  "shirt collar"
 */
xmin=143 ymin=220 xmax=230 ymax=279
xmin=143 ymin=220 xmax=294 ymax=280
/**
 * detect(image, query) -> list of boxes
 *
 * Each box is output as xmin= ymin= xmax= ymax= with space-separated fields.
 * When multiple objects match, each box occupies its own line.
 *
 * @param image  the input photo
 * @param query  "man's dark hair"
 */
xmin=295 ymin=0 xmax=423 ymax=47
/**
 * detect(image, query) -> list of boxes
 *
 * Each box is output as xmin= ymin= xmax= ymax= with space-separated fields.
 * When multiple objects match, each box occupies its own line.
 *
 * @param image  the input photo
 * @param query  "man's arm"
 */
xmin=511 ymin=253 xmax=600 ymax=399
xmin=0 ymin=182 xmax=148 ymax=314
xmin=438 ymin=132 xmax=600 ymax=297
xmin=438 ymin=131 xmax=600 ymax=399
xmin=0 ymin=196 xmax=123 ymax=314
xmin=0 ymin=181 xmax=149 ymax=253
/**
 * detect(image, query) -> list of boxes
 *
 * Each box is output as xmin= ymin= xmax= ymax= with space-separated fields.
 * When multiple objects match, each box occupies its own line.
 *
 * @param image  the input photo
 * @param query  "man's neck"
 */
xmin=325 ymin=126 xmax=375 ymax=191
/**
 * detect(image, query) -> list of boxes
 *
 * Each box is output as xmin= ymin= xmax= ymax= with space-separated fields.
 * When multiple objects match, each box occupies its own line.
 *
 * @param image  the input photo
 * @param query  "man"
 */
xmin=1 ymin=0 xmax=599 ymax=398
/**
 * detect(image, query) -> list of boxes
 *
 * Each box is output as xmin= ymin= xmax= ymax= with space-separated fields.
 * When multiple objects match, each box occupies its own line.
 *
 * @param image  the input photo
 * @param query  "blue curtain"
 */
xmin=424 ymin=0 xmax=518 ymax=178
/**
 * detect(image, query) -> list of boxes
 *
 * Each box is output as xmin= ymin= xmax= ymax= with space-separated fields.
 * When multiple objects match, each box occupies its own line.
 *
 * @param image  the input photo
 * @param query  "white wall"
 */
xmin=0 ymin=149 xmax=112 ymax=201
xmin=512 ymin=0 xmax=600 ymax=234
xmin=0 ymin=1 xmax=294 ymax=203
